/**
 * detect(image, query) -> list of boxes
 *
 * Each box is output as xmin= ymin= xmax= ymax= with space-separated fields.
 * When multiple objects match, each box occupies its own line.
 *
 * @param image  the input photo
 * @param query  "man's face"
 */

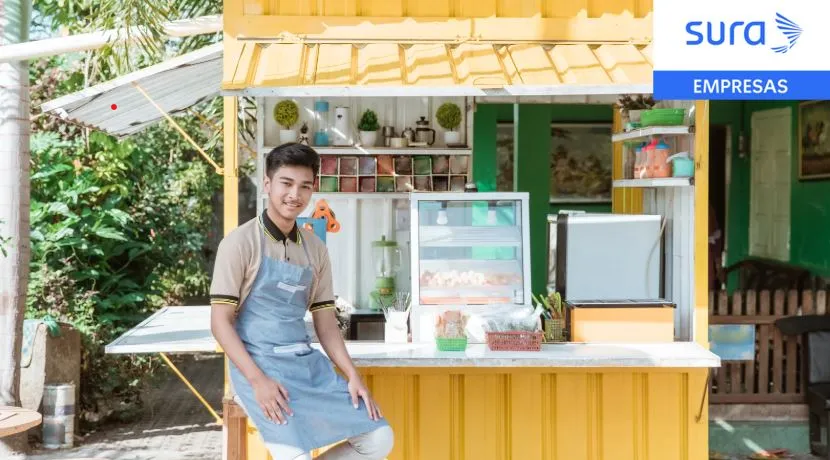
xmin=264 ymin=165 xmax=314 ymax=222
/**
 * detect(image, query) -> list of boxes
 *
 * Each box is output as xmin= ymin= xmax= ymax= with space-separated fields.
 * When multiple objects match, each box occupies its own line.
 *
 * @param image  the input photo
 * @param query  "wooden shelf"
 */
xmin=612 ymin=178 xmax=693 ymax=188
xmin=612 ymin=126 xmax=693 ymax=143
xmin=260 ymin=146 xmax=471 ymax=156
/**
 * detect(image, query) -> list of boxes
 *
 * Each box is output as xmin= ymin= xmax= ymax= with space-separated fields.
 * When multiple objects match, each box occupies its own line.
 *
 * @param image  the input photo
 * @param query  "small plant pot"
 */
xmin=444 ymin=131 xmax=461 ymax=145
xmin=628 ymin=110 xmax=644 ymax=123
xmin=359 ymin=130 xmax=378 ymax=147
xmin=279 ymin=129 xmax=298 ymax=144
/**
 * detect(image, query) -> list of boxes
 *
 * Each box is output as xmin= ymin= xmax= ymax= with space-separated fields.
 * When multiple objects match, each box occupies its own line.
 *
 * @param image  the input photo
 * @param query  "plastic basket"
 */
xmin=640 ymin=108 xmax=685 ymax=127
xmin=486 ymin=331 xmax=543 ymax=351
xmin=436 ymin=336 xmax=468 ymax=351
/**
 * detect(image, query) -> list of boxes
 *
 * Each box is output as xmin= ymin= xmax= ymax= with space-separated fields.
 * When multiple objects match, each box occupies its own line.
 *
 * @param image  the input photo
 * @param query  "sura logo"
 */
xmin=685 ymin=13 xmax=803 ymax=54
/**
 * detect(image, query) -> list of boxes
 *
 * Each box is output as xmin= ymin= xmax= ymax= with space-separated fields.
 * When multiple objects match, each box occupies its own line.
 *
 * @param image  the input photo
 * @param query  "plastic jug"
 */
xmin=667 ymin=151 xmax=694 ymax=177
xmin=649 ymin=139 xmax=672 ymax=178
xmin=633 ymin=144 xmax=645 ymax=178
xmin=641 ymin=139 xmax=658 ymax=178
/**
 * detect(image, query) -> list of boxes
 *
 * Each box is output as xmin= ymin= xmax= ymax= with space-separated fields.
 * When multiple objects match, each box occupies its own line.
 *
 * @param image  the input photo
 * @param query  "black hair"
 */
xmin=265 ymin=143 xmax=320 ymax=178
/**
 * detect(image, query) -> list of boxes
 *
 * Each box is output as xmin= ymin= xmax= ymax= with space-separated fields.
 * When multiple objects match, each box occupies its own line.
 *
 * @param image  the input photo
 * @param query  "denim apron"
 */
xmin=229 ymin=227 xmax=388 ymax=454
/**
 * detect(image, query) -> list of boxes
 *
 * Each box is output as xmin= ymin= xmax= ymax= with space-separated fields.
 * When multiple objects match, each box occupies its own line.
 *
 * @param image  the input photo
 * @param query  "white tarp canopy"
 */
xmin=40 ymin=42 xmax=221 ymax=138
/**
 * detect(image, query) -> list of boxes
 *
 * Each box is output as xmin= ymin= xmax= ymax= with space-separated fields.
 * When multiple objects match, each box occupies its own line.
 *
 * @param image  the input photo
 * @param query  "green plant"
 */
xmin=436 ymin=102 xmax=462 ymax=130
xmin=0 ymin=219 xmax=10 ymax=257
xmin=533 ymin=291 xmax=564 ymax=319
xmin=617 ymin=94 xmax=655 ymax=111
xmin=274 ymin=100 xmax=299 ymax=130
xmin=357 ymin=109 xmax=379 ymax=132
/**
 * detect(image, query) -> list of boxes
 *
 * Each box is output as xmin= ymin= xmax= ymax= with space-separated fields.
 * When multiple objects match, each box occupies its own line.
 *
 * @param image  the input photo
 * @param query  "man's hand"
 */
xmin=348 ymin=376 xmax=383 ymax=421
xmin=251 ymin=374 xmax=292 ymax=424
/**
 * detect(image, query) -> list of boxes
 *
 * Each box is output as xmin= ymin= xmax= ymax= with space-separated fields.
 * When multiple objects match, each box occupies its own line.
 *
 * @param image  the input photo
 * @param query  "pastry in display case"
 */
xmin=409 ymin=192 xmax=533 ymax=342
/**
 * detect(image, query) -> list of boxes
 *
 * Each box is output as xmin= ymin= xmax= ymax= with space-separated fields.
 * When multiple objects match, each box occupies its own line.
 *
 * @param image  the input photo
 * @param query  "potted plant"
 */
xmin=533 ymin=291 xmax=566 ymax=342
xmin=357 ymin=109 xmax=380 ymax=147
xmin=436 ymin=102 xmax=463 ymax=146
xmin=274 ymin=99 xmax=300 ymax=144
xmin=616 ymin=94 xmax=655 ymax=124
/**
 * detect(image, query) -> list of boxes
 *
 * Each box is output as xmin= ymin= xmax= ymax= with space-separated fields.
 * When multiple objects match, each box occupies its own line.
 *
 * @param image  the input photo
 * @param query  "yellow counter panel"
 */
xmin=237 ymin=342 xmax=719 ymax=460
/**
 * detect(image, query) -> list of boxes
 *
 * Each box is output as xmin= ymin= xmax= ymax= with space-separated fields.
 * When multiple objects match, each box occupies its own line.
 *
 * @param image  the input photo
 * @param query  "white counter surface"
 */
xmin=326 ymin=341 xmax=720 ymax=368
xmin=105 ymin=306 xmax=720 ymax=368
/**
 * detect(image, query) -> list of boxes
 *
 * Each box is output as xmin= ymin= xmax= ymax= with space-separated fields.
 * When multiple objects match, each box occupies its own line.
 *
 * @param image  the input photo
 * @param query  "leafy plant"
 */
xmin=274 ymin=100 xmax=299 ymax=130
xmin=617 ymin=94 xmax=655 ymax=111
xmin=436 ymin=102 xmax=462 ymax=130
xmin=533 ymin=291 xmax=564 ymax=319
xmin=357 ymin=109 xmax=379 ymax=132
xmin=0 ymin=219 xmax=10 ymax=257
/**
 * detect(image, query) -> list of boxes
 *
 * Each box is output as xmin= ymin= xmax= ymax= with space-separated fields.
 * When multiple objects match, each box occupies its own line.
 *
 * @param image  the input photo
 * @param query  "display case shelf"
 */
xmin=612 ymin=126 xmax=693 ymax=143
xmin=260 ymin=146 xmax=471 ymax=156
xmin=612 ymin=178 xmax=693 ymax=188
xmin=418 ymin=226 xmax=523 ymax=247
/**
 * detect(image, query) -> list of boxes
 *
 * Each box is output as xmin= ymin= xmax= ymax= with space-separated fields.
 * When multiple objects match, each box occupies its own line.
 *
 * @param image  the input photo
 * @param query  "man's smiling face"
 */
xmin=264 ymin=165 xmax=314 ymax=222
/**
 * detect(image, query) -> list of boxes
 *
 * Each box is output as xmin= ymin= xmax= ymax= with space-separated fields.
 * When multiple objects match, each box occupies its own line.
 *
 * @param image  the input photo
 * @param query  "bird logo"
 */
xmin=771 ymin=13 xmax=802 ymax=54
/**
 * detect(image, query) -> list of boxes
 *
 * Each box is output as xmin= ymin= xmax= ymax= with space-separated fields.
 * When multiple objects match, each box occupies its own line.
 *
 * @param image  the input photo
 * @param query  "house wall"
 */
xmin=718 ymin=100 xmax=830 ymax=279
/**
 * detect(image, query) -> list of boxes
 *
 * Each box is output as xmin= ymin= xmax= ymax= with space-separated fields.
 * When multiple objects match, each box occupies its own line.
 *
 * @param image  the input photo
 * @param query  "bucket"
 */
xmin=42 ymin=383 xmax=75 ymax=449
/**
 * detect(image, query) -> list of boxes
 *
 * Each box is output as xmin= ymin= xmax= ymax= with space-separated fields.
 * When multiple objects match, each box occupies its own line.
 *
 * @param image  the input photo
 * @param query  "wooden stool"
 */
xmin=224 ymin=397 xmax=248 ymax=460
xmin=0 ymin=406 xmax=42 ymax=438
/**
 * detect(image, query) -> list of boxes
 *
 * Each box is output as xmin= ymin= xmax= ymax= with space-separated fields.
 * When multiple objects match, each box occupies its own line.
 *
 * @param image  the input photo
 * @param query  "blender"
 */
xmin=369 ymin=235 xmax=401 ymax=310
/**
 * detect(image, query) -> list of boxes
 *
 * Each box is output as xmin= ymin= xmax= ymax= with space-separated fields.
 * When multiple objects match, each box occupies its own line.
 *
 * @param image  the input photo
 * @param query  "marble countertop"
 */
xmin=317 ymin=341 xmax=721 ymax=368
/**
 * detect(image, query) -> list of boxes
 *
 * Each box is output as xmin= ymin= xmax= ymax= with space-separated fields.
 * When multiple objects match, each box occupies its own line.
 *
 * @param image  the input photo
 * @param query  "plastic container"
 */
xmin=42 ymin=383 xmax=75 ymax=449
xmin=641 ymin=139 xmax=658 ymax=178
xmin=640 ymin=108 xmax=685 ymax=127
xmin=436 ymin=336 xmax=468 ymax=351
xmin=649 ymin=139 xmax=673 ymax=178
xmin=633 ymin=144 xmax=645 ymax=178
xmin=668 ymin=151 xmax=694 ymax=177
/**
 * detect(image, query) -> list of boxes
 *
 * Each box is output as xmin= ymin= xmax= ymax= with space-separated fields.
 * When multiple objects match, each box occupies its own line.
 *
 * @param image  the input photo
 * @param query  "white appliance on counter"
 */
xmin=547 ymin=213 xmax=664 ymax=301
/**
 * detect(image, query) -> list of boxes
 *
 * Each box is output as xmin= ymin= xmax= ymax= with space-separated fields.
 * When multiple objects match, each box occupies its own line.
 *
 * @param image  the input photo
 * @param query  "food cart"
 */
xmin=99 ymin=1 xmax=722 ymax=459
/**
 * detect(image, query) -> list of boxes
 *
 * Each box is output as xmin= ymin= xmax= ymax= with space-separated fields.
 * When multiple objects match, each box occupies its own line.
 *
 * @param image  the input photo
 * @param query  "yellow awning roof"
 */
xmin=221 ymin=41 xmax=652 ymax=97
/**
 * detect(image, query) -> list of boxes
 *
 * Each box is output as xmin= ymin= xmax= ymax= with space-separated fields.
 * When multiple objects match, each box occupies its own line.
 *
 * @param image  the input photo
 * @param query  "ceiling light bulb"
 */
xmin=487 ymin=209 xmax=497 ymax=225
xmin=436 ymin=209 xmax=448 ymax=225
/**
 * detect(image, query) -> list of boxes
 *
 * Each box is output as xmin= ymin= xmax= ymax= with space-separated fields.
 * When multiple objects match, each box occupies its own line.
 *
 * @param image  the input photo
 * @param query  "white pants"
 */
xmin=266 ymin=425 xmax=394 ymax=460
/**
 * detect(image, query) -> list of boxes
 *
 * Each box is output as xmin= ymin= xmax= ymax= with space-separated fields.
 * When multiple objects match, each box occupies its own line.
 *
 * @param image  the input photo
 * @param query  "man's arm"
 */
xmin=209 ymin=235 xmax=292 ymax=423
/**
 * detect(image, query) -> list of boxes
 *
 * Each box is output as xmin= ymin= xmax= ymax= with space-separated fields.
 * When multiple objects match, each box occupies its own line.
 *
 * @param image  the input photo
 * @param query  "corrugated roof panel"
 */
xmin=403 ymin=43 xmax=456 ymax=87
xmin=548 ymin=44 xmax=612 ymax=85
xmin=222 ymin=41 xmax=653 ymax=96
xmin=255 ymin=43 xmax=306 ymax=87
xmin=507 ymin=44 xmax=561 ymax=85
xmin=450 ymin=43 xmax=508 ymax=87
xmin=41 ymin=43 xmax=222 ymax=137
xmin=594 ymin=44 xmax=652 ymax=84
xmin=356 ymin=44 xmax=404 ymax=86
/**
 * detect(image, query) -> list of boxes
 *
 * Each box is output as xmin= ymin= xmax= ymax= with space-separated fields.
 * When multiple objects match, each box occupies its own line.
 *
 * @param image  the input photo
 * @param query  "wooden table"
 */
xmin=0 ymin=406 xmax=42 ymax=438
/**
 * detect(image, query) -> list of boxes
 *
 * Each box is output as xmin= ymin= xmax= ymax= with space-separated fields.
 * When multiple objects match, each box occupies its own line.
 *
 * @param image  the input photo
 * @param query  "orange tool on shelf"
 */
xmin=311 ymin=199 xmax=341 ymax=233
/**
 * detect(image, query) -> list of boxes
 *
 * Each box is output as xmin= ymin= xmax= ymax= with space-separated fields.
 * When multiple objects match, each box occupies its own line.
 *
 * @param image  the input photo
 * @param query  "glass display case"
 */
xmin=409 ymin=192 xmax=532 ymax=342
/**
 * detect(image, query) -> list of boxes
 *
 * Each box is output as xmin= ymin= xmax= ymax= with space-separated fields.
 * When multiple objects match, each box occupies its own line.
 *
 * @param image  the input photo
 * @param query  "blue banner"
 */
xmin=655 ymin=70 xmax=830 ymax=100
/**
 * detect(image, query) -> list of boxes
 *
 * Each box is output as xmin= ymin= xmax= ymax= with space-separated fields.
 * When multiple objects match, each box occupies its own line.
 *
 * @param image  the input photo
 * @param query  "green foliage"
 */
xmin=0 ymin=219 xmax=10 ymax=257
xmin=274 ymin=100 xmax=299 ymax=130
xmin=436 ymin=102 xmax=462 ymax=130
xmin=358 ymin=109 xmax=380 ymax=132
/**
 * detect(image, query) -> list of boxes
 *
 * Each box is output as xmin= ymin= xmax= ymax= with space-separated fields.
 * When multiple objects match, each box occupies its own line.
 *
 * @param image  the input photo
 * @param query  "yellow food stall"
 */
xmin=210 ymin=1 xmax=719 ymax=459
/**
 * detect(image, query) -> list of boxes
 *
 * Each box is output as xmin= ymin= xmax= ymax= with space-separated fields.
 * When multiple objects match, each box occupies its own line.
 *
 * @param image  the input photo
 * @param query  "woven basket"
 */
xmin=544 ymin=318 xmax=566 ymax=342
xmin=436 ymin=336 xmax=468 ymax=351
xmin=486 ymin=331 xmax=543 ymax=351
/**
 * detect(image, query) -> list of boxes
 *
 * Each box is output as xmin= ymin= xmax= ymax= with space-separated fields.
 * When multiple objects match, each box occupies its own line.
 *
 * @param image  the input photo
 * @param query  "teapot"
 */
xmin=414 ymin=116 xmax=436 ymax=145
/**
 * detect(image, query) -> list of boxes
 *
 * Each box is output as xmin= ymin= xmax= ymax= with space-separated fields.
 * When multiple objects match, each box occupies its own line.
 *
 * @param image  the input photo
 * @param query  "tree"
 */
xmin=0 ymin=0 xmax=32 ymax=457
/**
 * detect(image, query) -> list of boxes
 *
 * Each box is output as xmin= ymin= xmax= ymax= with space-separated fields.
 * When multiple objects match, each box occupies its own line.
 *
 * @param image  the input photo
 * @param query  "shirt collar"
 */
xmin=261 ymin=211 xmax=300 ymax=243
